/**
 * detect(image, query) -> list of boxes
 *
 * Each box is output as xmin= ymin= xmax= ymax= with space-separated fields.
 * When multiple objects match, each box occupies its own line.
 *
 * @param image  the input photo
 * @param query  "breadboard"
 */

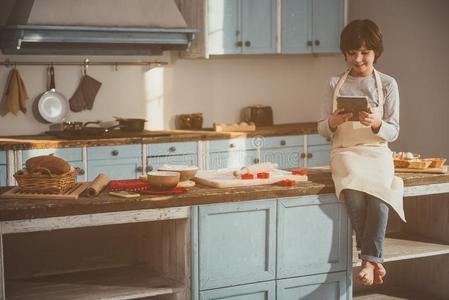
xmin=0 ymin=183 xmax=90 ymax=200
xmin=192 ymin=169 xmax=307 ymax=188
xmin=395 ymin=165 xmax=448 ymax=174
xmin=213 ymin=122 xmax=256 ymax=132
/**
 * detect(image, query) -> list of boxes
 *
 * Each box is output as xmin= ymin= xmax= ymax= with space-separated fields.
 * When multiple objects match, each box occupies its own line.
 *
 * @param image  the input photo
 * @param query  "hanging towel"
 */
xmin=4 ymin=69 xmax=28 ymax=115
xmin=69 ymin=75 xmax=102 ymax=112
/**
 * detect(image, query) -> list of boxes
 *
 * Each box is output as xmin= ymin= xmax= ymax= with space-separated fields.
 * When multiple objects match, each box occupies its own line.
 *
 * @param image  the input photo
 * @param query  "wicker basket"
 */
xmin=394 ymin=159 xmax=409 ymax=168
xmin=407 ymin=159 xmax=432 ymax=169
xmin=14 ymin=167 xmax=79 ymax=194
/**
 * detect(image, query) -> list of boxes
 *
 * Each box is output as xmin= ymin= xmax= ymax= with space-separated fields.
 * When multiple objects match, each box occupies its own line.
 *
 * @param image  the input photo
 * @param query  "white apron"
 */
xmin=331 ymin=69 xmax=406 ymax=222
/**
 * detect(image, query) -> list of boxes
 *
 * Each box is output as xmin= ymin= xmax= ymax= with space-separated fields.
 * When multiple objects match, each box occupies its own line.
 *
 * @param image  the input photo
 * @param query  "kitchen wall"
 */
xmin=0 ymin=0 xmax=448 ymax=157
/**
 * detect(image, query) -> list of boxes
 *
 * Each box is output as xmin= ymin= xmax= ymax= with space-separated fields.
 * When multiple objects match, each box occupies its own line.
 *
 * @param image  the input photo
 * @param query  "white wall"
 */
xmin=0 ymin=0 xmax=448 ymax=158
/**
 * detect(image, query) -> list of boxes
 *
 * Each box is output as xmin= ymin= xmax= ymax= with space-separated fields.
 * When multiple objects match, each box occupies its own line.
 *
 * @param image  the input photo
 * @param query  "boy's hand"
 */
xmin=359 ymin=107 xmax=382 ymax=131
xmin=329 ymin=108 xmax=352 ymax=131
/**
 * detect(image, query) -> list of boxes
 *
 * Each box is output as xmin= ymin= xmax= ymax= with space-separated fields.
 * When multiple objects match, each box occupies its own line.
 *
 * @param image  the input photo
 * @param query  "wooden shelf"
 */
xmin=352 ymin=233 xmax=449 ymax=267
xmin=6 ymin=265 xmax=185 ymax=300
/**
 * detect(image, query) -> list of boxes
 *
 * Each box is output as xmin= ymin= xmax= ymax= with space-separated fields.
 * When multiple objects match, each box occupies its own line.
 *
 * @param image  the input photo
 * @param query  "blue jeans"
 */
xmin=343 ymin=189 xmax=389 ymax=264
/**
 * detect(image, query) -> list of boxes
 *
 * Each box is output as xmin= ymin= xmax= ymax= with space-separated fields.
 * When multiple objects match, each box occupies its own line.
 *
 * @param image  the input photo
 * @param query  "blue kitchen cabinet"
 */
xmin=307 ymin=134 xmax=331 ymax=167
xmin=208 ymin=138 xmax=258 ymax=169
xmin=87 ymin=144 xmax=141 ymax=181
xmin=208 ymin=0 xmax=276 ymax=55
xmin=200 ymin=281 xmax=275 ymax=300
xmin=260 ymin=135 xmax=305 ymax=169
xmin=282 ymin=0 xmax=344 ymax=54
xmin=195 ymin=200 xmax=277 ymax=290
xmin=147 ymin=141 xmax=198 ymax=171
xmin=277 ymin=272 xmax=348 ymax=300
xmin=0 ymin=151 xmax=6 ymax=186
xmin=22 ymin=147 xmax=85 ymax=182
xmin=277 ymin=194 xmax=349 ymax=278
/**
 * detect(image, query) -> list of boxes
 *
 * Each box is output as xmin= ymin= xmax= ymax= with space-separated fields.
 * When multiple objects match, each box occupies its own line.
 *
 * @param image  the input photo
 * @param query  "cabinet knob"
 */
xmin=244 ymin=41 xmax=251 ymax=47
xmin=136 ymin=166 xmax=143 ymax=172
xmin=111 ymin=150 xmax=119 ymax=156
xmin=253 ymin=158 xmax=260 ymax=164
xmin=146 ymin=165 xmax=154 ymax=172
xmin=307 ymin=153 xmax=313 ymax=159
xmin=307 ymin=40 xmax=313 ymax=46
xmin=236 ymin=41 xmax=243 ymax=47
xmin=326 ymin=137 xmax=331 ymax=142
xmin=78 ymin=169 xmax=85 ymax=175
xmin=280 ymin=140 xmax=286 ymax=146
xmin=169 ymin=146 xmax=176 ymax=153
xmin=229 ymin=143 xmax=235 ymax=149
xmin=300 ymin=153 xmax=306 ymax=159
xmin=314 ymin=40 xmax=320 ymax=46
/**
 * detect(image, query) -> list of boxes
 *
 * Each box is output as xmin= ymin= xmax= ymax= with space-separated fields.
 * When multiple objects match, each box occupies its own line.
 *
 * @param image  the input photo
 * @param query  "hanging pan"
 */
xmin=33 ymin=66 xmax=69 ymax=123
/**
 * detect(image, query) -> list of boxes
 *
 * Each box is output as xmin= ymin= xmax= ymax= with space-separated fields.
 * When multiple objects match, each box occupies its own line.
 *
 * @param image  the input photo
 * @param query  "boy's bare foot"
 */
xmin=358 ymin=260 xmax=375 ymax=286
xmin=374 ymin=263 xmax=386 ymax=285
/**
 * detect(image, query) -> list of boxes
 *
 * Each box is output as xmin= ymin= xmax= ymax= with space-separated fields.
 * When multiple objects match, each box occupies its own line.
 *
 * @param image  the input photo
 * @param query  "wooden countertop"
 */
xmin=1 ymin=168 xmax=448 ymax=222
xmin=0 ymin=122 xmax=317 ymax=150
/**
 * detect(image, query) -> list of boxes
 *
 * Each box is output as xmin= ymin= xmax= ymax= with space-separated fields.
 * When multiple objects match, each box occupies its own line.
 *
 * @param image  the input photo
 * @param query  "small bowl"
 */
xmin=147 ymin=171 xmax=180 ymax=191
xmin=158 ymin=165 xmax=198 ymax=182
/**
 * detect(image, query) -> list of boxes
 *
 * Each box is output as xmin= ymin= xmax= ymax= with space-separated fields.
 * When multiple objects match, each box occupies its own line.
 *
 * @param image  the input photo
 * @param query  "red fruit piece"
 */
xmin=241 ymin=173 xmax=255 ymax=180
xmin=291 ymin=168 xmax=307 ymax=176
xmin=257 ymin=172 xmax=270 ymax=179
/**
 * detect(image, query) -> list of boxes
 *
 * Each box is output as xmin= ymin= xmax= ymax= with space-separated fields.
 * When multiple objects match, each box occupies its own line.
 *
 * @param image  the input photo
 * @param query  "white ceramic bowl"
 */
xmin=158 ymin=165 xmax=198 ymax=182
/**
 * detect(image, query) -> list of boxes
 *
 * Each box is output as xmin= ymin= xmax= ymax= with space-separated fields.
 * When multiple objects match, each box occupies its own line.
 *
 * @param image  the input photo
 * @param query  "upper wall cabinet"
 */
xmin=282 ymin=0 xmax=344 ymax=54
xmin=208 ymin=0 xmax=276 ymax=55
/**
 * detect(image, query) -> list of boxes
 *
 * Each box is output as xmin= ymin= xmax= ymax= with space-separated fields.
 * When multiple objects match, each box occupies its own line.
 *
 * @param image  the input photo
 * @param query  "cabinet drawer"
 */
xmin=87 ymin=158 xmax=140 ymax=181
xmin=88 ymin=145 xmax=140 ymax=160
xmin=277 ymin=272 xmax=347 ymax=300
xmin=22 ymin=148 xmax=83 ymax=162
xmin=147 ymin=142 xmax=197 ymax=156
xmin=0 ymin=151 xmax=6 ymax=164
xmin=260 ymin=135 xmax=304 ymax=149
xmin=200 ymin=280 xmax=275 ymax=299
xmin=261 ymin=147 xmax=303 ymax=169
xmin=197 ymin=200 xmax=276 ymax=290
xmin=277 ymin=194 xmax=348 ymax=278
xmin=308 ymin=144 xmax=331 ymax=167
xmin=308 ymin=133 xmax=331 ymax=146
xmin=208 ymin=138 xmax=256 ymax=152
xmin=208 ymin=150 xmax=258 ymax=170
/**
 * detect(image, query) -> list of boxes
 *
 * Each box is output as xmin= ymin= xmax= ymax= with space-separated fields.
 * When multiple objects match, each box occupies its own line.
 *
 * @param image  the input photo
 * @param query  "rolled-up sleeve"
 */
xmin=317 ymin=80 xmax=335 ymax=138
xmin=376 ymin=79 xmax=400 ymax=142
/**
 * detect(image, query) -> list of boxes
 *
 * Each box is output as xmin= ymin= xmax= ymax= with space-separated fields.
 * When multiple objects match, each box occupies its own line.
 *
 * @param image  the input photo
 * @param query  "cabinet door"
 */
xmin=241 ymin=0 xmax=276 ymax=54
xmin=87 ymin=145 xmax=141 ymax=181
xmin=200 ymin=281 xmax=275 ymax=300
xmin=277 ymin=195 xmax=348 ymax=278
xmin=0 ymin=165 xmax=6 ymax=186
xmin=281 ymin=0 xmax=312 ymax=53
xmin=197 ymin=200 xmax=276 ymax=290
xmin=261 ymin=148 xmax=303 ymax=169
xmin=307 ymin=144 xmax=331 ymax=167
xmin=312 ymin=0 xmax=344 ymax=53
xmin=208 ymin=0 xmax=241 ymax=54
xmin=208 ymin=150 xmax=258 ymax=170
xmin=277 ymin=272 xmax=347 ymax=300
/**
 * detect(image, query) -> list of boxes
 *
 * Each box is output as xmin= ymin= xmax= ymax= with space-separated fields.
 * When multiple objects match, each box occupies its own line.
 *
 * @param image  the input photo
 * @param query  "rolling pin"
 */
xmin=233 ymin=162 xmax=279 ymax=177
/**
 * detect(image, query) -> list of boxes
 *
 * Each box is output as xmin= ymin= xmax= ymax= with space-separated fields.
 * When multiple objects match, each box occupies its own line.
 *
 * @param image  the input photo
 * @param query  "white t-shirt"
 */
xmin=318 ymin=70 xmax=400 ymax=142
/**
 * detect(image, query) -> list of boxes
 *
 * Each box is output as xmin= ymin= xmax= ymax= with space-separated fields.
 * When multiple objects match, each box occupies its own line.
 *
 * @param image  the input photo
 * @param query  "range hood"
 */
xmin=0 ymin=0 xmax=197 ymax=55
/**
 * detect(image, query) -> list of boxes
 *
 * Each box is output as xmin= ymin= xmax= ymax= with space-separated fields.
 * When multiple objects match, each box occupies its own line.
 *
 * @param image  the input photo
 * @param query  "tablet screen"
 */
xmin=336 ymin=96 xmax=368 ymax=121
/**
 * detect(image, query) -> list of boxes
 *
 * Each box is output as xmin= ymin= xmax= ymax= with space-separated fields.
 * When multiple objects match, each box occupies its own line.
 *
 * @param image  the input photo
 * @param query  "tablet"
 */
xmin=336 ymin=96 xmax=368 ymax=121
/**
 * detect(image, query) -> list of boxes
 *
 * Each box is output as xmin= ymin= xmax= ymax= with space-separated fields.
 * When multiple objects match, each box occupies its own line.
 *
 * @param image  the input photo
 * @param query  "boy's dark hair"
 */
xmin=340 ymin=19 xmax=383 ymax=63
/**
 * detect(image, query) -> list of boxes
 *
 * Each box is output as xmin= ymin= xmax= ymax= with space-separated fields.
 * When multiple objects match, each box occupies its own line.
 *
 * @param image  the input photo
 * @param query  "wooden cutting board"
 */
xmin=395 ymin=165 xmax=448 ymax=174
xmin=192 ymin=169 xmax=308 ymax=188
xmin=0 ymin=182 xmax=90 ymax=200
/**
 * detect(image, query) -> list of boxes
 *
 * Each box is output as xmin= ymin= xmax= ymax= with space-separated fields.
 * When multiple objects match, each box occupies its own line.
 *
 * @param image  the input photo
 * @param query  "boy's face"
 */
xmin=345 ymin=46 xmax=375 ymax=76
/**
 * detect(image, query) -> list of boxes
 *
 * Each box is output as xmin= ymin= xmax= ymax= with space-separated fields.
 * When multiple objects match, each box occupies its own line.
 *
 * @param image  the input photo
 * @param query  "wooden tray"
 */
xmin=0 ymin=182 xmax=90 ymax=200
xmin=395 ymin=165 xmax=448 ymax=174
